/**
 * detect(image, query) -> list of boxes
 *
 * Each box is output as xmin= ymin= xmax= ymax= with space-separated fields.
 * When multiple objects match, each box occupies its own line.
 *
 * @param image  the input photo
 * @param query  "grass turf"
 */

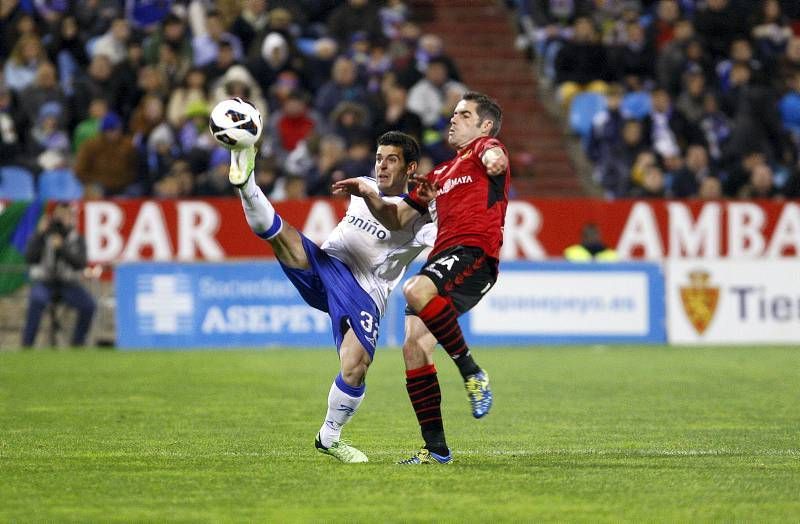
xmin=1 ymin=346 xmax=799 ymax=521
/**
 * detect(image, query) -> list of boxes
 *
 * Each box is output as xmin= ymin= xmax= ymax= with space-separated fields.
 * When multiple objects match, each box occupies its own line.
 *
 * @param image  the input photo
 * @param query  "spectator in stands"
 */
xmin=202 ymin=40 xmax=237 ymax=86
xmin=211 ymin=64 xmax=268 ymax=123
xmin=721 ymin=62 xmax=791 ymax=167
xmin=698 ymin=91 xmax=732 ymax=165
xmin=264 ymin=89 xmax=323 ymax=164
xmin=4 ymin=34 xmax=48 ymax=93
xmin=28 ymin=101 xmax=70 ymax=173
xmin=630 ymin=162 xmax=667 ymax=198
xmin=676 ymin=65 xmax=708 ymax=125
xmin=587 ymin=84 xmax=629 ymax=197
xmin=166 ymin=67 xmax=209 ymax=128
xmin=751 ymin=0 xmax=793 ymax=62
xmin=693 ymin=0 xmax=750 ymax=63
xmin=247 ymin=31 xmax=296 ymax=92
xmin=337 ymin=134 xmax=374 ymax=180
xmin=330 ymin=101 xmax=371 ymax=147
xmin=143 ymin=13 xmax=193 ymax=66
xmin=611 ymin=21 xmax=657 ymax=92
xmin=314 ymin=56 xmax=369 ymax=120
xmin=92 ymin=17 xmax=131 ymax=66
xmin=698 ymin=174 xmax=723 ymax=199
xmin=327 ymin=0 xmax=383 ymax=50
xmin=716 ymin=39 xmax=766 ymax=93
xmin=407 ymin=57 xmax=466 ymax=128
xmin=190 ymin=8 xmax=243 ymax=67
xmin=0 ymin=85 xmax=22 ymax=165
xmin=71 ymin=54 xmax=114 ymax=125
xmin=142 ymin=122 xmax=178 ymax=194
xmin=413 ymin=33 xmax=461 ymax=86
xmin=22 ymin=202 xmax=95 ymax=348
xmin=74 ymin=112 xmax=140 ymax=197
xmin=44 ymin=15 xmax=89 ymax=96
xmin=108 ymin=40 xmax=146 ymax=122
xmin=305 ymin=37 xmax=339 ymax=93
xmin=649 ymin=0 xmax=682 ymax=52
xmin=738 ymin=162 xmax=783 ymax=199
xmin=72 ymin=97 xmax=108 ymax=152
xmin=643 ymin=87 xmax=703 ymax=159
xmin=18 ymin=62 xmax=66 ymax=132
xmin=305 ymin=133 xmax=347 ymax=196
xmin=373 ymin=81 xmax=422 ymax=143
xmin=229 ymin=0 xmax=269 ymax=57
xmin=554 ymin=17 xmax=610 ymax=108
xmin=724 ymin=149 xmax=767 ymax=197
xmin=194 ymin=146 xmax=234 ymax=197
xmin=671 ymin=144 xmax=715 ymax=198
xmin=656 ymin=19 xmax=698 ymax=96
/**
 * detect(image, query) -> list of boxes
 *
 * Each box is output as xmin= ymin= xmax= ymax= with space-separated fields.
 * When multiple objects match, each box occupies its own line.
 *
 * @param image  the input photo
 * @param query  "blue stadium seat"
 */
xmin=0 ymin=165 xmax=36 ymax=200
xmin=779 ymin=92 xmax=800 ymax=132
xmin=38 ymin=168 xmax=84 ymax=200
xmin=569 ymin=92 xmax=607 ymax=139
xmin=621 ymin=91 xmax=652 ymax=119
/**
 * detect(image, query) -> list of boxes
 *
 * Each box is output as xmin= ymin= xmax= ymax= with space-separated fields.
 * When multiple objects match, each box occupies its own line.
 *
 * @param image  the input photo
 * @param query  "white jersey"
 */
xmin=322 ymin=177 xmax=433 ymax=315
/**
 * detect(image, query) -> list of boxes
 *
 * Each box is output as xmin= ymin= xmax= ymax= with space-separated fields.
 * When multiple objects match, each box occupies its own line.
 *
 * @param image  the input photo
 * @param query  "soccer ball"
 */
xmin=209 ymin=97 xmax=263 ymax=150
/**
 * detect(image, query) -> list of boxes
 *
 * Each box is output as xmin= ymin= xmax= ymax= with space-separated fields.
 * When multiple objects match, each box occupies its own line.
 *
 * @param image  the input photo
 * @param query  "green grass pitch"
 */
xmin=1 ymin=346 xmax=799 ymax=521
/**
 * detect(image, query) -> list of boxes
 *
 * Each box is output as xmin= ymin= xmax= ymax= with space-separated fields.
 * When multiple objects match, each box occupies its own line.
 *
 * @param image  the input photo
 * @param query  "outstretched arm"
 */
xmin=332 ymin=178 xmax=423 ymax=230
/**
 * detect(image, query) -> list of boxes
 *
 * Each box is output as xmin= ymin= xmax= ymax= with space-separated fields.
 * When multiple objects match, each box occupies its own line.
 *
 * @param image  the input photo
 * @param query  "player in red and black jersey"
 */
xmin=333 ymin=92 xmax=510 ymax=464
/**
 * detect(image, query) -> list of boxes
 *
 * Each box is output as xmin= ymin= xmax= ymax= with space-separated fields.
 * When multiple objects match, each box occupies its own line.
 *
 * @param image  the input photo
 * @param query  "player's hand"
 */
xmin=411 ymin=174 xmax=437 ymax=202
xmin=332 ymin=178 xmax=376 ymax=198
xmin=482 ymin=147 xmax=508 ymax=176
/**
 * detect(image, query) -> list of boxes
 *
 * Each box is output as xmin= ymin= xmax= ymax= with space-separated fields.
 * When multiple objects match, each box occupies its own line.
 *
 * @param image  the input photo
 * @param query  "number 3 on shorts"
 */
xmin=360 ymin=311 xmax=379 ymax=339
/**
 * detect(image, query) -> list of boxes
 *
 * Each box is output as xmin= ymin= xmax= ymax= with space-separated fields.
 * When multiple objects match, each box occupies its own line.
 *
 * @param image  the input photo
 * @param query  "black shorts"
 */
xmin=405 ymin=245 xmax=498 ymax=316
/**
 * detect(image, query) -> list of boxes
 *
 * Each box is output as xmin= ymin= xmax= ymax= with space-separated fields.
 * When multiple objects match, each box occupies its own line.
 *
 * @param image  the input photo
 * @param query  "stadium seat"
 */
xmin=0 ymin=165 xmax=36 ymax=200
xmin=568 ymin=92 xmax=607 ymax=140
xmin=779 ymin=93 xmax=800 ymax=135
xmin=621 ymin=91 xmax=652 ymax=119
xmin=38 ymin=168 xmax=84 ymax=200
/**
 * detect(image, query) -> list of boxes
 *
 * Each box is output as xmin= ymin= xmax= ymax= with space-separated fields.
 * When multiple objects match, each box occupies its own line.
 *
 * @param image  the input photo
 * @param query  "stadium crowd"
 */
xmin=0 ymin=0 xmax=467 ymax=201
xmin=514 ymin=0 xmax=800 ymax=199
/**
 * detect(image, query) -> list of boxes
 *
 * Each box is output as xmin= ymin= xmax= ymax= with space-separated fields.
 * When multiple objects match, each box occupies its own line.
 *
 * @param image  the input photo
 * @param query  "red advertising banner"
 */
xmin=67 ymin=198 xmax=800 ymax=264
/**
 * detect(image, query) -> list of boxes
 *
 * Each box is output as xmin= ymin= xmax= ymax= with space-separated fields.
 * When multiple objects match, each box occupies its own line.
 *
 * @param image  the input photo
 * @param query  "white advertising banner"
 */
xmin=459 ymin=262 xmax=665 ymax=344
xmin=667 ymin=260 xmax=800 ymax=344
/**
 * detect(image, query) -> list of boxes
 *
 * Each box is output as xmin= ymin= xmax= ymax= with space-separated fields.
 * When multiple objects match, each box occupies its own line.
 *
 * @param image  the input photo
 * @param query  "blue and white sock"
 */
xmin=318 ymin=373 xmax=366 ymax=448
xmin=237 ymin=175 xmax=283 ymax=240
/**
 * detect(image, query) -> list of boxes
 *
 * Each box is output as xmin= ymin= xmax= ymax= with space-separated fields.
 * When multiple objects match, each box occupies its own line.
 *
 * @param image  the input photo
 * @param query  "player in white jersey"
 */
xmin=230 ymin=131 xmax=432 ymax=463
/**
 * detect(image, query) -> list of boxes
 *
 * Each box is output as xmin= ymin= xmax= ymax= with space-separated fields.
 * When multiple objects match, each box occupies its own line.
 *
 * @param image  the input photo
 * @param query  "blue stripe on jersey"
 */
xmin=335 ymin=372 xmax=366 ymax=397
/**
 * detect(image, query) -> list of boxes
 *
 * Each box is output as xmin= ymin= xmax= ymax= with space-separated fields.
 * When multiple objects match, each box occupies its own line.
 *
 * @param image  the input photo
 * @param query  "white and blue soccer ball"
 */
xmin=209 ymin=97 xmax=263 ymax=150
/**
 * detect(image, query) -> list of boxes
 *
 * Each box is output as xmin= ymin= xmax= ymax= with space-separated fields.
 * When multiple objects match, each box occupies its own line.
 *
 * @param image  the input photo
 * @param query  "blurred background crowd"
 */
xmin=2 ymin=0 xmax=800 ymax=202
xmin=514 ymin=0 xmax=800 ymax=200
xmin=1 ymin=0 xmax=467 ymax=201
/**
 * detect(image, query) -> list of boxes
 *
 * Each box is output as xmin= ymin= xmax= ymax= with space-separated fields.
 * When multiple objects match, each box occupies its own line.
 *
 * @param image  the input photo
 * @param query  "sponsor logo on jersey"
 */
xmin=344 ymin=213 xmax=388 ymax=240
xmin=439 ymin=175 xmax=473 ymax=195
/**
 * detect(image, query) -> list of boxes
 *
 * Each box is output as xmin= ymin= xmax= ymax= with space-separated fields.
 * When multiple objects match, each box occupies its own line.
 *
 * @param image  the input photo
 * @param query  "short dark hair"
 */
xmin=377 ymin=131 xmax=420 ymax=165
xmin=462 ymin=91 xmax=502 ymax=137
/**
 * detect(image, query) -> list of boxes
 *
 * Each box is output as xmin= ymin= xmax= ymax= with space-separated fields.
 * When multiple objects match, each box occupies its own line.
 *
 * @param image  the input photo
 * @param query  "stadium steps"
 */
xmin=410 ymin=0 xmax=584 ymax=197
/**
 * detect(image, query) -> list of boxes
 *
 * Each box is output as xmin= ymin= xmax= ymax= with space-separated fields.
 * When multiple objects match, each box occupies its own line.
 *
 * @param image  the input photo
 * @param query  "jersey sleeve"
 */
xmin=476 ymin=137 xmax=505 ymax=158
xmin=403 ymin=187 xmax=429 ymax=215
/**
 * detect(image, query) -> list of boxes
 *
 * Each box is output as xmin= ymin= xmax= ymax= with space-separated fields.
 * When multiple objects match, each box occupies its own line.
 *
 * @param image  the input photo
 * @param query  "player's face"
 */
xmin=375 ymin=144 xmax=414 ymax=195
xmin=448 ymin=99 xmax=490 ymax=149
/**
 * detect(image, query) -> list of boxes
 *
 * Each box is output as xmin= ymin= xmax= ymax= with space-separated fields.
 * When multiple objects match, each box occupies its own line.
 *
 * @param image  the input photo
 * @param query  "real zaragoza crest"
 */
xmin=679 ymin=270 xmax=720 ymax=335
